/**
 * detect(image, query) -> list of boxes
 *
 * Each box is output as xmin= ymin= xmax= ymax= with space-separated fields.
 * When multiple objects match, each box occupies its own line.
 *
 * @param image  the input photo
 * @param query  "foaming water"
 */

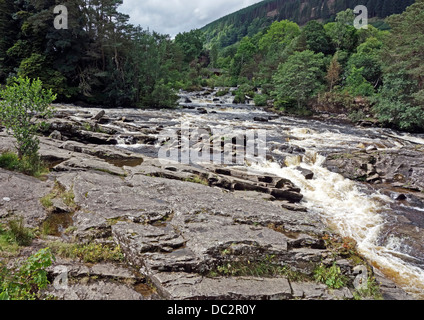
xmin=247 ymin=151 xmax=424 ymax=299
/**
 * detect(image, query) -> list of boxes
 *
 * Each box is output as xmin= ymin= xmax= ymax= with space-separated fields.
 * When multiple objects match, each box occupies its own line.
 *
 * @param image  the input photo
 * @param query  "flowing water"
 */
xmin=57 ymin=88 xmax=424 ymax=298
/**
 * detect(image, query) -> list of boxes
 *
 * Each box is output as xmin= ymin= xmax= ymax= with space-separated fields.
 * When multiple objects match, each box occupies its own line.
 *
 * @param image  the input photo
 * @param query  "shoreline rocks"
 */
xmin=0 ymin=104 xmax=417 ymax=301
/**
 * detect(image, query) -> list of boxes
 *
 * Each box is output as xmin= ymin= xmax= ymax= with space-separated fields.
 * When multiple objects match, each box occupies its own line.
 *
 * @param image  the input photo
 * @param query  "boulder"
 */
xmin=295 ymin=167 xmax=314 ymax=180
xmin=93 ymin=110 xmax=106 ymax=121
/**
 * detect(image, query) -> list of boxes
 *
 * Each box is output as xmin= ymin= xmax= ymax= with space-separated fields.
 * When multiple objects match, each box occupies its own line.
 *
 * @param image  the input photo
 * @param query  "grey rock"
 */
xmin=151 ymin=272 xmax=292 ymax=300
xmin=49 ymin=130 xmax=62 ymax=140
xmin=93 ymin=110 xmax=106 ymax=121
xmin=48 ymin=281 xmax=143 ymax=300
xmin=295 ymin=167 xmax=314 ymax=180
xmin=0 ymin=168 xmax=53 ymax=227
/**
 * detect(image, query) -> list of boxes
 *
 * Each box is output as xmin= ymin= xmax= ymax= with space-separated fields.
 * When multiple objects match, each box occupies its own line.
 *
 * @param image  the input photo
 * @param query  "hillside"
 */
xmin=201 ymin=0 xmax=415 ymax=48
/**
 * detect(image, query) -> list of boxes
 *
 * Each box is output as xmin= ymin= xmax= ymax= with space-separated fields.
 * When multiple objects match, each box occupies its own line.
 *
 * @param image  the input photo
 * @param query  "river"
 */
xmin=61 ymin=88 xmax=424 ymax=299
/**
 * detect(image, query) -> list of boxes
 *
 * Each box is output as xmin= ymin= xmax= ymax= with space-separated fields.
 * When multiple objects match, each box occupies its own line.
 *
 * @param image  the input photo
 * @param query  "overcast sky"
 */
xmin=118 ymin=0 xmax=262 ymax=37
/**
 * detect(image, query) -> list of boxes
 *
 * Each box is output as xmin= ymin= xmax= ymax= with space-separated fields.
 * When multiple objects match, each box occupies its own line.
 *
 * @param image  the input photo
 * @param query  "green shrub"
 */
xmin=0 ymin=248 xmax=55 ymax=300
xmin=233 ymin=93 xmax=246 ymax=104
xmin=314 ymin=262 xmax=349 ymax=289
xmin=0 ymin=76 xmax=56 ymax=161
xmin=7 ymin=218 xmax=34 ymax=247
xmin=253 ymin=94 xmax=268 ymax=106
xmin=0 ymin=152 xmax=21 ymax=171
xmin=0 ymin=218 xmax=34 ymax=248
xmin=216 ymin=88 xmax=229 ymax=97
xmin=0 ymin=151 xmax=48 ymax=177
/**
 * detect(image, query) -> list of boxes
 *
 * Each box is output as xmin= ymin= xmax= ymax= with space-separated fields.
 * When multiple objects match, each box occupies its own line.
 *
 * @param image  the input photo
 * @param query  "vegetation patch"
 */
xmin=0 ymin=248 xmax=55 ymax=300
xmin=49 ymin=241 xmax=124 ymax=264
xmin=353 ymin=276 xmax=384 ymax=300
xmin=313 ymin=262 xmax=349 ymax=289
xmin=184 ymin=175 xmax=209 ymax=186
xmin=0 ymin=151 xmax=49 ymax=178
xmin=207 ymin=255 xmax=310 ymax=282
xmin=0 ymin=217 xmax=34 ymax=250
xmin=215 ymin=88 xmax=229 ymax=97
xmin=40 ymin=182 xmax=78 ymax=212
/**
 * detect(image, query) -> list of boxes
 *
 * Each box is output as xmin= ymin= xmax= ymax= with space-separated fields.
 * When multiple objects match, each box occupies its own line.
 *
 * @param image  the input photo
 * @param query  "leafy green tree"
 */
xmin=324 ymin=10 xmax=358 ymax=52
xmin=301 ymin=20 xmax=333 ymax=54
xmin=271 ymin=50 xmax=325 ymax=108
xmin=0 ymin=77 xmax=56 ymax=164
xmin=372 ymin=0 xmax=424 ymax=131
xmin=372 ymin=71 xmax=424 ymax=131
xmin=347 ymin=37 xmax=383 ymax=86
xmin=259 ymin=20 xmax=300 ymax=52
xmin=175 ymin=29 xmax=205 ymax=64
xmin=0 ymin=0 xmax=18 ymax=81
xmin=230 ymin=36 xmax=257 ymax=78
xmin=345 ymin=66 xmax=375 ymax=97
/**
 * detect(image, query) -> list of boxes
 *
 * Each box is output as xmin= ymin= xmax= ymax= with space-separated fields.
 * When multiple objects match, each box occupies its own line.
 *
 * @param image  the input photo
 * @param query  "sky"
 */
xmin=118 ymin=0 xmax=262 ymax=37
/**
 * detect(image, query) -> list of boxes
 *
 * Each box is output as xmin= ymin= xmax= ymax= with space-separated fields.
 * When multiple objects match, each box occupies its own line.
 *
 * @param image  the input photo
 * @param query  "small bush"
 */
xmin=253 ymin=94 xmax=268 ymax=106
xmin=0 ymin=218 xmax=35 ymax=247
xmin=0 ymin=151 xmax=48 ymax=177
xmin=0 ymin=248 xmax=55 ymax=300
xmin=0 ymin=152 xmax=20 ymax=170
xmin=314 ymin=263 xmax=349 ymax=289
xmin=216 ymin=88 xmax=229 ymax=97
xmin=8 ymin=218 xmax=34 ymax=247
xmin=0 ymin=77 xmax=56 ymax=161
xmin=233 ymin=93 xmax=246 ymax=104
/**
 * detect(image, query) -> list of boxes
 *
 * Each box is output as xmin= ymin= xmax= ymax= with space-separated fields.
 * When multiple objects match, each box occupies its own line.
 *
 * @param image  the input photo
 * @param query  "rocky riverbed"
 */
xmin=1 ymin=88 xmax=423 ymax=300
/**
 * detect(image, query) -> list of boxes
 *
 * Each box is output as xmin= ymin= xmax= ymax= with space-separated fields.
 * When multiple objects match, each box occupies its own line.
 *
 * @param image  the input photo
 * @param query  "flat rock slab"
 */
xmin=150 ymin=272 xmax=292 ymax=300
xmin=57 ymin=171 xmax=324 ymax=238
xmin=48 ymin=281 xmax=144 ymax=300
xmin=112 ymin=219 xmax=289 ymax=275
xmin=0 ymin=168 xmax=53 ymax=227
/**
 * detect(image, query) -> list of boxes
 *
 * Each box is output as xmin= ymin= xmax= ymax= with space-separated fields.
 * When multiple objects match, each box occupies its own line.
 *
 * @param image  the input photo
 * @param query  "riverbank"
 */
xmin=1 ymin=95 xmax=422 ymax=300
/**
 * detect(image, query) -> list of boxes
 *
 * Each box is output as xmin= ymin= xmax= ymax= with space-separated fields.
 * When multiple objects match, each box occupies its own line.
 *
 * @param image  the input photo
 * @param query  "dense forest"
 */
xmin=0 ymin=0 xmax=423 ymax=132
xmin=201 ymin=0 xmax=415 ymax=49
xmin=0 ymin=0 xmax=201 ymax=108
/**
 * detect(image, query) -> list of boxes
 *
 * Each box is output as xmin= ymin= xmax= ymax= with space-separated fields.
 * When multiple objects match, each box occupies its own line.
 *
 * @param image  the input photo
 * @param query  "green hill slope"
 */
xmin=201 ymin=0 xmax=415 ymax=48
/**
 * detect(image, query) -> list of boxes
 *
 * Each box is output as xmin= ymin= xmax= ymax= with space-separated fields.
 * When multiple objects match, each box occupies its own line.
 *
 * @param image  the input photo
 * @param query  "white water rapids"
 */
xmin=247 ymin=152 xmax=424 ymax=299
xmin=177 ymin=93 xmax=424 ymax=299
xmin=57 ymin=91 xmax=424 ymax=298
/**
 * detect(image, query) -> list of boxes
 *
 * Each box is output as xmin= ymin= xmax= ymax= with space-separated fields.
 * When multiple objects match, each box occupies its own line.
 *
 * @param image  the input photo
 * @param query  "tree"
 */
xmin=302 ymin=20 xmax=333 ymax=54
xmin=0 ymin=77 xmax=56 ymax=165
xmin=345 ymin=66 xmax=375 ymax=97
xmin=326 ymin=53 xmax=342 ymax=92
xmin=373 ymin=0 xmax=424 ymax=132
xmin=175 ymin=29 xmax=205 ymax=64
xmin=0 ymin=0 xmax=18 ymax=81
xmin=258 ymin=20 xmax=300 ymax=52
xmin=230 ymin=36 xmax=257 ymax=78
xmin=347 ymin=37 xmax=383 ymax=86
xmin=324 ymin=9 xmax=358 ymax=52
xmin=372 ymin=71 xmax=424 ymax=131
xmin=271 ymin=50 xmax=325 ymax=109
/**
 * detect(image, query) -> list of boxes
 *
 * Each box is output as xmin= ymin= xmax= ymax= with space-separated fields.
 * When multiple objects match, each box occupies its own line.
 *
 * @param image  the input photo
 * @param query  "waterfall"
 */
xmin=246 ymin=150 xmax=424 ymax=299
